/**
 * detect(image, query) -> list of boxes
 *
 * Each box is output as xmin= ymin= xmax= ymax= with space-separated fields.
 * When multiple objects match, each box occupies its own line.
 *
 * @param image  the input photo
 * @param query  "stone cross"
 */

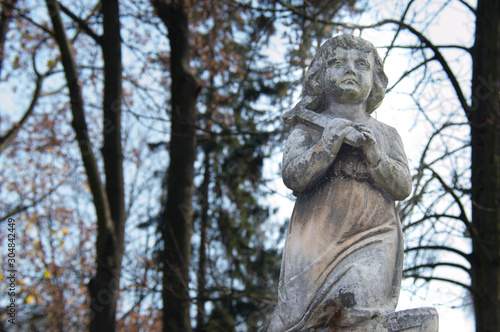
xmin=262 ymin=34 xmax=438 ymax=331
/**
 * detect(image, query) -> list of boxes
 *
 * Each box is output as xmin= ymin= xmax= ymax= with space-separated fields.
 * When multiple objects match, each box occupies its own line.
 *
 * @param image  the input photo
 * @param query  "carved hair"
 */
xmin=302 ymin=34 xmax=388 ymax=114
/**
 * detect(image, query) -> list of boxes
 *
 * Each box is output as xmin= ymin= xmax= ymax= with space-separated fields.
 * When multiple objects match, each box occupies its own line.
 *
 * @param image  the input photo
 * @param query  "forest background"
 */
xmin=0 ymin=0 xmax=497 ymax=331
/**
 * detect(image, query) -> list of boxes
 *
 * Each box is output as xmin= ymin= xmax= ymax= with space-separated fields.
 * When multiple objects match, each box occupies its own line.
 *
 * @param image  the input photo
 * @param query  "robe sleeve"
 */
xmin=282 ymin=124 xmax=337 ymax=194
xmin=369 ymin=124 xmax=412 ymax=201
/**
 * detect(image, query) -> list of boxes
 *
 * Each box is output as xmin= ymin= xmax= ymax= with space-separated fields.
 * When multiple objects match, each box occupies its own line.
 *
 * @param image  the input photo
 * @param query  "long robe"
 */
xmin=265 ymin=116 xmax=411 ymax=331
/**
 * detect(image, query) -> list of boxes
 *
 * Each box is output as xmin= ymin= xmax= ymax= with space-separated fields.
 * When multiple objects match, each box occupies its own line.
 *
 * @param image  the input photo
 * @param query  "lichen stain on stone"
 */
xmin=338 ymin=289 xmax=357 ymax=308
xmin=311 ymin=139 xmax=325 ymax=157
xmin=307 ymin=290 xmax=358 ymax=331
xmin=307 ymin=297 xmax=343 ymax=331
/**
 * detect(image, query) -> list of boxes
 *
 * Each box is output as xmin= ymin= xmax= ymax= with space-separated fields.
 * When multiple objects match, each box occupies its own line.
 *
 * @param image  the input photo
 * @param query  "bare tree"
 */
xmin=151 ymin=1 xmax=199 ymax=330
xmin=45 ymin=0 xmax=125 ymax=330
xmin=355 ymin=1 xmax=498 ymax=330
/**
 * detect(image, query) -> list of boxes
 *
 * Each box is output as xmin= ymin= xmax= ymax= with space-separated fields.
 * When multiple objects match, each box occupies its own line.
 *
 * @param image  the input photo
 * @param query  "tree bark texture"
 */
xmin=152 ymin=1 xmax=200 ymax=331
xmin=89 ymin=0 xmax=125 ymax=331
xmin=469 ymin=0 xmax=500 ymax=331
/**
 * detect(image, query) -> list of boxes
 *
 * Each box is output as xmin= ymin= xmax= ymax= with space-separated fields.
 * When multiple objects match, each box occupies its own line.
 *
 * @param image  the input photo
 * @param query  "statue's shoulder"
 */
xmin=370 ymin=118 xmax=401 ymax=138
xmin=367 ymin=118 xmax=405 ymax=154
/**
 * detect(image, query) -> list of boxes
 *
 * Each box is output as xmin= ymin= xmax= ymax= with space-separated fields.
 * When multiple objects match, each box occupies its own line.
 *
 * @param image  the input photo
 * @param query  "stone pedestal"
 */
xmin=332 ymin=308 xmax=439 ymax=332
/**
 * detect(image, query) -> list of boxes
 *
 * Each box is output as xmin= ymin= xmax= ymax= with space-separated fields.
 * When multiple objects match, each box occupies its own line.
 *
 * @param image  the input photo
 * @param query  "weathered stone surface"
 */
xmin=262 ymin=34 xmax=438 ymax=331
xmin=334 ymin=307 xmax=439 ymax=332
xmin=262 ymin=308 xmax=439 ymax=332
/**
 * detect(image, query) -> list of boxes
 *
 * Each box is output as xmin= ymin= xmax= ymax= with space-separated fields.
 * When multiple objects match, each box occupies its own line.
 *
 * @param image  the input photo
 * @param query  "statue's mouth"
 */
xmin=341 ymin=78 xmax=357 ymax=85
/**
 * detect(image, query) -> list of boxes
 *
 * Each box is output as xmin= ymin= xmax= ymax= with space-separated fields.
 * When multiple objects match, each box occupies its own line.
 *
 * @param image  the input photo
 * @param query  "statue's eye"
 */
xmin=357 ymin=61 xmax=370 ymax=69
xmin=328 ymin=59 xmax=344 ymax=68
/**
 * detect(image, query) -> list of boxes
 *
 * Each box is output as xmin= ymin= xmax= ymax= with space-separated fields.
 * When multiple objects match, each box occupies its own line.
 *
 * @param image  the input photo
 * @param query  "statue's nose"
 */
xmin=345 ymin=62 xmax=356 ymax=75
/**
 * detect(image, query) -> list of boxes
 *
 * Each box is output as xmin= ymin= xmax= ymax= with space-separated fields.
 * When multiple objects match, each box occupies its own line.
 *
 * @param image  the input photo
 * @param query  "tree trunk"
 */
xmin=0 ymin=0 xmax=17 ymax=76
xmin=152 ymin=1 xmax=200 ymax=331
xmin=89 ymin=0 xmax=125 ymax=331
xmin=45 ymin=0 xmax=124 ymax=330
xmin=469 ymin=0 xmax=500 ymax=331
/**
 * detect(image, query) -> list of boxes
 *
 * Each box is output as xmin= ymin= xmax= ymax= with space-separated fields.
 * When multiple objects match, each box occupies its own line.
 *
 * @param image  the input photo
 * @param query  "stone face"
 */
xmin=262 ymin=35 xmax=436 ymax=331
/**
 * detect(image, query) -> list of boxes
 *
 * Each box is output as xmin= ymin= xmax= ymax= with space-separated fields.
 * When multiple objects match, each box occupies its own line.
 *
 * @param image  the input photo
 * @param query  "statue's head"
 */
xmin=303 ymin=34 xmax=388 ymax=114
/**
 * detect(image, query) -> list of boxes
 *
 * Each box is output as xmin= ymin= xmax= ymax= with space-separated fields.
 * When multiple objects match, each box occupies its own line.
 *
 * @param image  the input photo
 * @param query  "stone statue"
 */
xmin=262 ymin=35 xmax=438 ymax=331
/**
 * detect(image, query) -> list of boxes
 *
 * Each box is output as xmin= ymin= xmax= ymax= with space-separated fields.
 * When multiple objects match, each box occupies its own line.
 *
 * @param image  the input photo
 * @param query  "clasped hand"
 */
xmin=321 ymin=118 xmax=382 ymax=167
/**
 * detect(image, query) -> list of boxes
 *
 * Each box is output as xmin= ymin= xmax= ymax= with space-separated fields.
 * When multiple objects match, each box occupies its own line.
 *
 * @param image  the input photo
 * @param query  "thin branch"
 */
xmin=403 ymin=213 xmax=470 ymax=232
xmin=275 ymin=0 xmax=310 ymax=18
xmin=9 ymin=4 xmax=53 ymax=35
xmin=456 ymin=0 xmax=476 ymax=14
xmin=57 ymin=1 xmax=102 ymax=44
xmin=0 ymin=75 xmax=42 ymax=153
xmin=0 ymin=167 xmax=76 ymax=221
xmin=118 ymin=293 xmax=146 ymax=321
xmin=227 ymin=0 xmax=290 ymax=14
xmin=386 ymin=56 xmax=435 ymax=93
xmin=427 ymin=167 xmax=484 ymax=255
xmin=412 ymin=122 xmax=462 ymax=193
xmin=403 ymin=274 xmax=473 ymax=292
xmin=427 ymin=137 xmax=469 ymax=169
xmin=399 ymin=175 xmax=435 ymax=223
xmin=383 ymin=0 xmax=415 ymax=63
xmin=384 ymin=44 xmax=471 ymax=52
xmin=405 ymin=245 xmax=470 ymax=260
xmin=0 ymin=42 xmax=57 ymax=153
xmin=404 ymin=262 xmax=471 ymax=275
xmin=0 ymin=46 xmax=62 ymax=153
